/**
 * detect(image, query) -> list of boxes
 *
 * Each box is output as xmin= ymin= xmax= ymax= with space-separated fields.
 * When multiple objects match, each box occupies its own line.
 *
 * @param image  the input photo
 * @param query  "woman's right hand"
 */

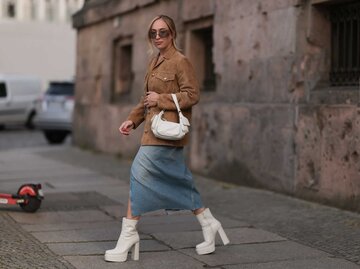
xmin=119 ymin=120 xmax=134 ymax=136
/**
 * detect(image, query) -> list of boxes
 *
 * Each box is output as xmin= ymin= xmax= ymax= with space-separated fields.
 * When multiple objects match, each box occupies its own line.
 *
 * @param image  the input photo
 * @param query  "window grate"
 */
xmin=330 ymin=2 xmax=360 ymax=86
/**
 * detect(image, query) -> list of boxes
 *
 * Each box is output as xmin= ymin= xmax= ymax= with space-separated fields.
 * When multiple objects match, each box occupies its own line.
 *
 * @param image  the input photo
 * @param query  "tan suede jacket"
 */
xmin=127 ymin=46 xmax=200 ymax=147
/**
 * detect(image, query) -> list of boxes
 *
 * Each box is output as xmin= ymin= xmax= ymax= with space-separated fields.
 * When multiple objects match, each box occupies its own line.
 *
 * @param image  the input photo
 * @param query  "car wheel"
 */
xmin=44 ymin=130 xmax=68 ymax=144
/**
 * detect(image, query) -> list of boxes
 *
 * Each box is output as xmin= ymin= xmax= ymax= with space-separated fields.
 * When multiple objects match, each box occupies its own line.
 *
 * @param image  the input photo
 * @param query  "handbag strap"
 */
xmin=171 ymin=93 xmax=190 ymax=127
xmin=171 ymin=94 xmax=182 ymax=113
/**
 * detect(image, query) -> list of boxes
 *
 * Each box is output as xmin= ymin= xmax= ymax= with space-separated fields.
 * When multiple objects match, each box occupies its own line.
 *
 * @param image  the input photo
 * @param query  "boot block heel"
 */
xmin=131 ymin=242 xmax=140 ymax=261
xmin=218 ymin=226 xmax=230 ymax=245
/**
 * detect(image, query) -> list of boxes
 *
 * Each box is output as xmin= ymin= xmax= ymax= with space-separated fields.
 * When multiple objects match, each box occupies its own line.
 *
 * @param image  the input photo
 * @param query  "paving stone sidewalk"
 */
xmin=0 ymin=145 xmax=359 ymax=269
xmin=0 ymin=212 xmax=74 ymax=269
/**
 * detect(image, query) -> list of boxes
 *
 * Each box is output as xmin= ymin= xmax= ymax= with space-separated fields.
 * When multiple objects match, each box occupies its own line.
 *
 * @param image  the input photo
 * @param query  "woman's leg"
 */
xmin=192 ymin=207 xmax=205 ymax=215
xmin=104 ymin=198 xmax=140 ymax=262
xmin=127 ymin=198 xmax=141 ymax=220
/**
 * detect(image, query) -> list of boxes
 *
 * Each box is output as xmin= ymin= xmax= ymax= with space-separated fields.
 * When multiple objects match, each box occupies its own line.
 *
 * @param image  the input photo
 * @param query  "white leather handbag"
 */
xmin=151 ymin=94 xmax=190 ymax=140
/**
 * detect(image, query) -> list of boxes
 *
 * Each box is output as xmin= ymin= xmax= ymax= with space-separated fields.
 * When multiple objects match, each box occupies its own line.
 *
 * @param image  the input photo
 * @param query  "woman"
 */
xmin=105 ymin=15 xmax=229 ymax=263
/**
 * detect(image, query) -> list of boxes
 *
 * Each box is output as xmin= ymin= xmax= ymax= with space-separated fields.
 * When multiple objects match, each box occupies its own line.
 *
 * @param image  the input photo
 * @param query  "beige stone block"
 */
xmin=190 ymin=103 xmax=295 ymax=192
xmin=65 ymin=251 xmax=205 ymax=269
xmin=214 ymin=7 xmax=297 ymax=97
xmin=215 ymin=0 xmax=301 ymax=22
xmin=182 ymin=0 xmax=215 ymax=22
xmin=47 ymin=239 xmax=169 ymax=256
xmin=9 ymin=209 xmax=113 ymax=225
xmin=227 ymin=258 xmax=360 ymax=269
xmin=295 ymin=106 xmax=360 ymax=210
xmin=152 ymin=227 xmax=286 ymax=249
xmin=180 ymin=241 xmax=327 ymax=267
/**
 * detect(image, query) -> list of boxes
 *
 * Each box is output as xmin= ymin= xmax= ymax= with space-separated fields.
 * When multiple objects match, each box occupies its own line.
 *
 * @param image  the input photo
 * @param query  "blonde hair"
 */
xmin=147 ymin=15 xmax=180 ymax=55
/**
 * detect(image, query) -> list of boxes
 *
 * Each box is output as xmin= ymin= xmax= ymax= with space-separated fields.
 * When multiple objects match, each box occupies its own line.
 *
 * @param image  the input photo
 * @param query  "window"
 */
xmin=66 ymin=4 xmax=72 ymax=22
xmin=330 ymin=1 xmax=360 ymax=86
xmin=186 ymin=25 xmax=216 ymax=92
xmin=112 ymin=38 xmax=133 ymax=103
xmin=30 ymin=0 xmax=37 ymax=20
xmin=7 ymin=2 xmax=16 ymax=18
xmin=45 ymin=0 xmax=55 ymax=21
xmin=66 ymin=0 xmax=75 ymax=22
xmin=194 ymin=27 xmax=215 ymax=91
xmin=0 ymin=83 xmax=7 ymax=98
xmin=47 ymin=82 xmax=74 ymax=96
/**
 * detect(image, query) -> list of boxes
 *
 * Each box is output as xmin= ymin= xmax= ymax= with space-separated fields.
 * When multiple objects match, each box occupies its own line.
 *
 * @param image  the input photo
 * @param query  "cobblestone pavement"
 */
xmin=0 ymin=212 xmax=74 ymax=269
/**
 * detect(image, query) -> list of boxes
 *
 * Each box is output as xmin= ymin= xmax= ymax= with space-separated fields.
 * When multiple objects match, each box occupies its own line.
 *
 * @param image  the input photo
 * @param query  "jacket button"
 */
xmin=152 ymin=73 xmax=155 ymax=76
xmin=164 ymin=77 xmax=167 ymax=80
xmin=144 ymin=129 xmax=148 ymax=133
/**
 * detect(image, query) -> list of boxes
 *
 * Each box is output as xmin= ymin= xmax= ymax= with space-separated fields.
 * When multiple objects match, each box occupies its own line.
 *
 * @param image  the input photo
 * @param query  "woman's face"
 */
xmin=150 ymin=19 xmax=173 ymax=52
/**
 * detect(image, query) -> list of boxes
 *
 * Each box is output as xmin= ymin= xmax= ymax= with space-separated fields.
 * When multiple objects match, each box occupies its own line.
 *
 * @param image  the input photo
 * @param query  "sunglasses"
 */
xmin=149 ymin=29 xmax=170 ymax=39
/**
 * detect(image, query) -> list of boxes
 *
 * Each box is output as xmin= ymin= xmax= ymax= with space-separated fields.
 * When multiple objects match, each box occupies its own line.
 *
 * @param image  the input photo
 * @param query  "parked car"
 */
xmin=0 ymin=74 xmax=42 ymax=129
xmin=34 ymin=81 xmax=74 ymax=144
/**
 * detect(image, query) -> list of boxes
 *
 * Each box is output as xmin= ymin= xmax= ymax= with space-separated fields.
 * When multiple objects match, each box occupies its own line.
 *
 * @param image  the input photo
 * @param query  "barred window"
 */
xmin=330 ymin=1 xmax=360 ymax=86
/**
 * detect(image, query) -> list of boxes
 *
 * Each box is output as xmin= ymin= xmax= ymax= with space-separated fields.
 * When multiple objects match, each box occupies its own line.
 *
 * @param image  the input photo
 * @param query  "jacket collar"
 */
xmin=161 ymin=45 xmax=177 ymax=60
xmin=152 ymin=46 xmax=177 ymax=69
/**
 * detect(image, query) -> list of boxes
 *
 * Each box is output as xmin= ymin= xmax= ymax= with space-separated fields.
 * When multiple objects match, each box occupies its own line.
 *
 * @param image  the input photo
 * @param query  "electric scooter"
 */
xmin=0 ymin=184 xmax=44 ymax=212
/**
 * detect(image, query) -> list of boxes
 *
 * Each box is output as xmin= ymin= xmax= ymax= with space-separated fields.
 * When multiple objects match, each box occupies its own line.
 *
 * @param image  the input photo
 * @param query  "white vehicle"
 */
xmin=0 ymin=74 xmax=42 ymax=129
xmin=34 ymin=81 xmax=74 ymax=144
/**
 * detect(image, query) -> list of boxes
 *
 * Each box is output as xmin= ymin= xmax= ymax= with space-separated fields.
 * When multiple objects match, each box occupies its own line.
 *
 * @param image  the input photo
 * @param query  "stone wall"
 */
xmin=189 ymin=0 xmax=302 ymax=195
xmin=296 ymin=106 xmax=360 ymax=210
xmin=73 ymin=0 xmax=360 ymax=211
xmin=293 ymin=0 xmax=360 ymax=210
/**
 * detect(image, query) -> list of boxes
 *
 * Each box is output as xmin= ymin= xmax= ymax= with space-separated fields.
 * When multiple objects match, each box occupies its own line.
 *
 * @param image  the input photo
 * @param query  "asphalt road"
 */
xmin=0 ymin=126 xmax=71 ymax=151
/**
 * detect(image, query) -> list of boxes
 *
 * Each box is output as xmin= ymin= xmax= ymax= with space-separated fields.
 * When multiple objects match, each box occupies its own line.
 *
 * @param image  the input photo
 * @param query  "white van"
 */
xmin=0 ymin=74 xmax=42 ymax=129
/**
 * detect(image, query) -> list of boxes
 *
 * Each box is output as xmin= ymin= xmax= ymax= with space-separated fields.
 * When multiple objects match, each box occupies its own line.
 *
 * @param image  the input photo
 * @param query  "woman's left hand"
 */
xmin=144 ymin=91 xmax=159 ymax=108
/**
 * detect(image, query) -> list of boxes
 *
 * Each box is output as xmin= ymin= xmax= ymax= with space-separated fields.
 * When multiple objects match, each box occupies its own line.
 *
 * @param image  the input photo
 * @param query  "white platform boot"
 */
xmin=104 ymin=217 xmax=140 ymax=262
xmin=196 ymin=208 xmax=230 ymax=255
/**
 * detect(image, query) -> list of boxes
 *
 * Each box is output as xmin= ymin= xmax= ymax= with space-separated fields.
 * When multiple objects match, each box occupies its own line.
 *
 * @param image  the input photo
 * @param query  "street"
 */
xmin=0 ymin=126 xmax=71 ymax=151
xmin=0 ymin=128 xmax=359 ymax=268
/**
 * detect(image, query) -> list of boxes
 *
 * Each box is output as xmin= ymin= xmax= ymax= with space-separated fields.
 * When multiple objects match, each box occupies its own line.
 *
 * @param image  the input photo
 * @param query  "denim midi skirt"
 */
xmin=130 ymin=145 xmax=203 ymax=216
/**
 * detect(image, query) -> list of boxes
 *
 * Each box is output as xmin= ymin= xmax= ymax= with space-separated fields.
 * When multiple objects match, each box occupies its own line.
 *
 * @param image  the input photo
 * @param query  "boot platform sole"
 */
xmin=104 ymin=253 xmax=128 ymax=262
xmin=196 ymin=244 xmax=215 ymax=255
xmin=104 ymin=242 xmax=139 ymax=262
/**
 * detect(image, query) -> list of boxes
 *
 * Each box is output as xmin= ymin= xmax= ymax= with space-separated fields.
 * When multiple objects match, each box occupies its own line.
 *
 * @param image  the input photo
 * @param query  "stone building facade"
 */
xmin=0 ymin=0 xmax=84 ymax=23
xmin=73 ymin=0 xmax=360 ymax=211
